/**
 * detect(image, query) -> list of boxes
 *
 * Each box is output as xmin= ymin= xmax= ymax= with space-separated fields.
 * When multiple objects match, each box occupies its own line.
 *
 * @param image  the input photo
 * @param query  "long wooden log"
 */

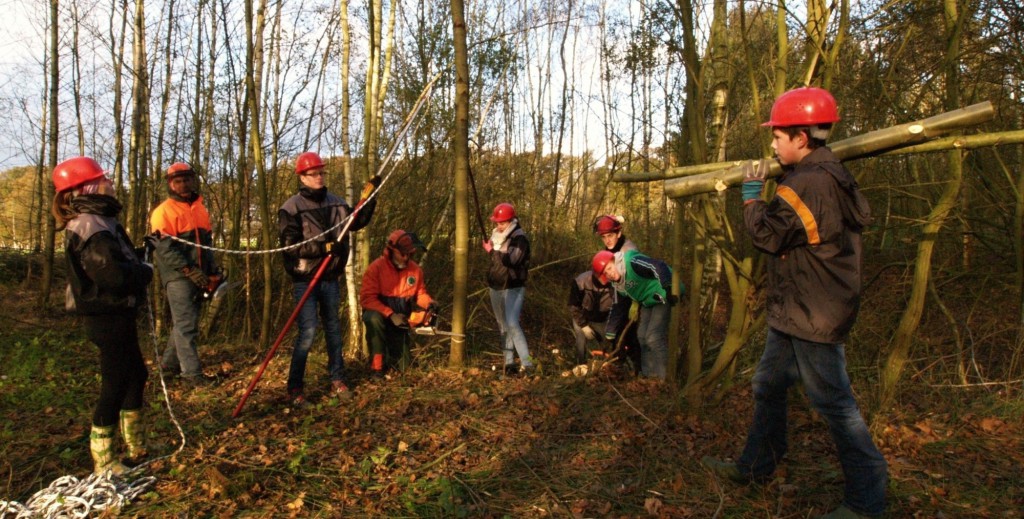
xmin=654 ymin=102 xmax=994 ymax=198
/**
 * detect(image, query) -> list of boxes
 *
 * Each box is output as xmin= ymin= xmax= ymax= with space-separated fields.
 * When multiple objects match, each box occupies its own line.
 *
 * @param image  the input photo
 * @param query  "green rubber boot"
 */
xmin=90 ymin=424 xmax=127 ymax=476
xmin=119 ymin=409 xmax=147 ymax=464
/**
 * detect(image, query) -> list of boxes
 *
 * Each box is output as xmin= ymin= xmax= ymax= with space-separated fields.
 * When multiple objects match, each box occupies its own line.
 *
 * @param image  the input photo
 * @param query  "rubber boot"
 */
xmin=120 ymin=409 xmax=147 ymax=464
xmin=90 ymin=424 xmax=127 ymax=476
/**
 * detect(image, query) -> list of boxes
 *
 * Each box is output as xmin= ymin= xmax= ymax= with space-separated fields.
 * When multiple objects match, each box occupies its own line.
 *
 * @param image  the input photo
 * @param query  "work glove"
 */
xmin=604 ymin=331 xmax=617 ymax=341
xmin=580 ymin=325 xmax=597 ymax=341
xmin=360 ymin=175 xmax=382 ymax=201
xmin=184 ymin=267 xmax=209 ymax=289
xmin=741 ymin=158 xmax=772 ymax=203
xmin=427 ymin=302 xmax=440 ymax=314
xmin=482 ymin=239 xmax=493 ymax=253
xmin=628 ymin=301 xmax=639 ymax=322
xmin=389 ymin=312 xmax=409 ymax=328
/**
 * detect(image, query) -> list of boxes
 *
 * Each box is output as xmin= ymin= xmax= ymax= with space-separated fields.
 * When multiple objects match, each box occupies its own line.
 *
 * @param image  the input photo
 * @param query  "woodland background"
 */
xmin=1 ymin=0 xmax=1023 ymax=516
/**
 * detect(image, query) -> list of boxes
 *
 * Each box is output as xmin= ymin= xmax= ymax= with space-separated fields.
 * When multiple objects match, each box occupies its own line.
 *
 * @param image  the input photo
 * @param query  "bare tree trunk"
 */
xmin=340 ymin=0 xmax=365 ymax=358
xmin=244 ymin=0 xmax=273 ymax=350
xmin=127 ymin=0 xmax=151 ymax=239
xmin=449 ymin=0 xmax=470 ymax=367
xmin=109 ymin=0 xmax=129 ymax=199
xmin=881 ymin=0 xmax=969 ymax=405
xmin=40 ymin=0 xmax=60 ymax=307
xmin=70 ymin=1 xmax=86 ymax=155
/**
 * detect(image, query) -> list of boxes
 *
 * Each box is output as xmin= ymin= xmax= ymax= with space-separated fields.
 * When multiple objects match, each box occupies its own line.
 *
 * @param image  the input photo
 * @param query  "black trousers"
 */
xmin=85 ymin=312 xmax=148 ymax=427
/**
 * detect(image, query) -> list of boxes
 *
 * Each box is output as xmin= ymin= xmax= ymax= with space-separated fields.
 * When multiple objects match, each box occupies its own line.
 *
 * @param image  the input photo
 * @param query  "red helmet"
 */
xmin=490 ymin=203 xmax=516 ymax=222
xmin=166 ymin=161 xmax=195 ymax=180
xmin=295 ymin=152 xmax=325 ymax=175
xmin=387 ymin=229 xmax=425 ymax=255
xmin=593 ymin=215 xmax=623 ymax=235
xmin=592 ymin=250 xmax=615 ymax=284
xmin=52 ymin=156 xmax=105 ymax=192
xmin=761 ymin=87 xmax=840 ymax=128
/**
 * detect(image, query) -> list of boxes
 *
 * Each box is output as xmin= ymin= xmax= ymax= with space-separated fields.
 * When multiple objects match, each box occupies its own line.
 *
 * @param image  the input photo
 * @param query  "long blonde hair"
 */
xmin=51 ymin=191 xmax=77 ymax=231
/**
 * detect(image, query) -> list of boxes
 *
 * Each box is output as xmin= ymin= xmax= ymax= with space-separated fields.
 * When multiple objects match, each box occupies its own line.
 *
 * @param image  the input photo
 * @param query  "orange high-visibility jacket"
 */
xmin=150 ymin=195 xmax=215 ymax=283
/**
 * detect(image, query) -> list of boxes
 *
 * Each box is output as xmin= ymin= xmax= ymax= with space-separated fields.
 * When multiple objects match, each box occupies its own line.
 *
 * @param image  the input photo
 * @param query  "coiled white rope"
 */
xmin=0 ymin=278 xmax=184 ymax=518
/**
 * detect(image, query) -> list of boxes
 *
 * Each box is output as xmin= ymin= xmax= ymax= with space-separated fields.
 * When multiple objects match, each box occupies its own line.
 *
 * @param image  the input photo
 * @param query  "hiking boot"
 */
xmin=700 ymin=456 xmax=751 ymax=484
xmin=288 ymin=389 xmax=310 ymax=409
xmin=503 ymin=364 xmax=519 ymax=377
xmin=159 ymin=364 xmax=181 ymax=377
xmin=522 ymin=365 xmax=538 ymax=377
xmin=181 ymin=374 xmax=215 ymax=388
xmin=331 ymin=380 xmax=353 ymax=400
xmin=818 ymin=505 xmax=878 ymax=519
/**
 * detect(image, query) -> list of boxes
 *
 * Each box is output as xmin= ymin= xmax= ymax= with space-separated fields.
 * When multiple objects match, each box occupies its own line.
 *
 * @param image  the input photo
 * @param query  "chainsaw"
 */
xmin=413 ymin=326 xmax=465 ymax=338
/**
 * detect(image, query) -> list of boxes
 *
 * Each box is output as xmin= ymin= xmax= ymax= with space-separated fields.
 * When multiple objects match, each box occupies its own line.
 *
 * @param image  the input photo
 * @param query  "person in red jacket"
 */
xmin=150 ymin=162 xmax=219 ymax=387
xmin=360 ymin=230 xmax=435 ymax=378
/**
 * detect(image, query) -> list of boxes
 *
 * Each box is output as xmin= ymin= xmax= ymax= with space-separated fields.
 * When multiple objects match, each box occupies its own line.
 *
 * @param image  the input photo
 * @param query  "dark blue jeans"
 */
xmin=737 ymin=328 xmax=888 ymax=516
xmin=287 ymin=279 xmax=345 ymax=392
xmin=161 ymin=278 xmax=203 ymax=378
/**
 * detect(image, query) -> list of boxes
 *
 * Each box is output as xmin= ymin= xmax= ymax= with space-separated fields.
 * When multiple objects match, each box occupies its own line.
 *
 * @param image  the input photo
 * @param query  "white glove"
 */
xmin=581 ymin=325 xmax=596 ymax=341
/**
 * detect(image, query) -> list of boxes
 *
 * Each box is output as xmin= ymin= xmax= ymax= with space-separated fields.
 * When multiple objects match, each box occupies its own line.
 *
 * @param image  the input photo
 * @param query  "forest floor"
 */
xmin=1 ymin=260 xmax=1023 ymax=518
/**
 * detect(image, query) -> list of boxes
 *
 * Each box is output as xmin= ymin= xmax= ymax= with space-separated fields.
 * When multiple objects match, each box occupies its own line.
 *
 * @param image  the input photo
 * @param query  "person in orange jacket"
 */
xmin=150 ymin=162 xmax=219 ymax=387
xmin=360 ymin=230 xmax=435 ymax=378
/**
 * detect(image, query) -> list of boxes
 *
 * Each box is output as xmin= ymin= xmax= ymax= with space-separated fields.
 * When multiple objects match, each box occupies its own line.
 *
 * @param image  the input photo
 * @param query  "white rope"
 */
xmin=0 ymin=472 xmax=156 ymax=519
xmin=0 ymin=291 xmax=183 ymax=519
xmin=160 ymin=71 xmax=438 ymax=258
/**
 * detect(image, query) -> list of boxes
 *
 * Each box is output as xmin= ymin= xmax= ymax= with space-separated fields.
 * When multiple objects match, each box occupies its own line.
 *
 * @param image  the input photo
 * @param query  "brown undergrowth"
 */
xmin=1 ymin=257 xmax=1023 ymax=517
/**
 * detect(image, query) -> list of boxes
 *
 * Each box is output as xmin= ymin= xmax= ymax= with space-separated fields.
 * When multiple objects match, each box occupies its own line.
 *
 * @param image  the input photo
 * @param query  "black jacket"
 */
xmin=743 ymin=146 xmax=872 ymax=343
xmin=486 ymin=226 xmax=530 ymax=290
xmin=568 ymin=271 xmax=614 ymax=328
xmin=64 ymin=196 xmax=153 ymax=315
xmin=278 ymin=185 xmax=376 ymax=282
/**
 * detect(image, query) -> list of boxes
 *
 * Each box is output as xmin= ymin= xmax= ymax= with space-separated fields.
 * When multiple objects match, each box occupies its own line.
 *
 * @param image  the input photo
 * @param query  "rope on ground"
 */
xmin=0 ymin=295 xmax=182 ymax=519
xmin=0 ymin=472 xmax=156 ymax=519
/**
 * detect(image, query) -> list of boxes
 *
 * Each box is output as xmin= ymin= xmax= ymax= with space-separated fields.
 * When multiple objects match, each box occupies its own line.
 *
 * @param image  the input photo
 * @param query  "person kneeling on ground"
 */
xmin=360 ymin=229 xmax=435 ymax=378
xmin=567 ymin=257 xmax=615 ymax=366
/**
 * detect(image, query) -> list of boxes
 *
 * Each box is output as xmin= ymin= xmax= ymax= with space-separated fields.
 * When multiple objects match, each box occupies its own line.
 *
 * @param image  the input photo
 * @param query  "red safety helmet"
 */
xmin=490 ymin=203 xmax=516 ymax=222
xmin=52 ymin=156 xmax=105 ymax=192
xmin=592 ymin=250 xmax=615 ymax=284
xmin=761 ymin=87 xmax=840 ymax=128
xmin=166 ymin=161 xmax=195 ymax=180
xmin=295 ymin=152 xmax=325 ymax=175
xmin=387 ymin=229 xmax=425 ymax=255
xmin=593 ymin=215 xmax=623 ymax=235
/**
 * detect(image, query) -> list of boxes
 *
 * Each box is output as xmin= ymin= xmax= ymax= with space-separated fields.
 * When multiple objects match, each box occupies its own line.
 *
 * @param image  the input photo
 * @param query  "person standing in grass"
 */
xmin=52 ymin=156 xmax=153 ymax=475
xmin=700 ymin=87 xmax=887 ymax=519
xmin=482 ymin=202 xmax=533 ymax=377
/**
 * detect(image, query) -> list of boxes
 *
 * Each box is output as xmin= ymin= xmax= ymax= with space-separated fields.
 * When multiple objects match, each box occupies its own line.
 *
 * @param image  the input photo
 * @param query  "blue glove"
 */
xmin=741 ymin=159 xmax=771 ymax=203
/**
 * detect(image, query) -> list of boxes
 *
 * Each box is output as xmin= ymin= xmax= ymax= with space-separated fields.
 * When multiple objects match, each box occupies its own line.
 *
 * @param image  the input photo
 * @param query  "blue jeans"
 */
xmin=161 ymin=278 xmax=203 ymax=378
xmin=288 ymin=280 xmax=345 ymax=392
xmin=737 ymin=328 xmax=888 ymax=516
xmin=489 ymin=287 xmax=531 ymax=367
xmin=636 ymin=304 xmax=669 ymax=379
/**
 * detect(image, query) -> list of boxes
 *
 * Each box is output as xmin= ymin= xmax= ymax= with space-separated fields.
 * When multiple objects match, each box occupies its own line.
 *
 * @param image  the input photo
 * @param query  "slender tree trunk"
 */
xmin=40 ymin=0 xmax=60 ymax=307
xmin=110 ymin=0 xmax=129 ymax=199
xmin=244 ymin=0 xmax=273 ymax=349
xmin=70 ymin=1 xmax=86 ymax=155
xmin=449 ymin=0 xmax=470 ymax=367
xmin=881 ymin=0 xmax=968 ymax=405
xmin=340 ymin=0 xmax=364 ymax=357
